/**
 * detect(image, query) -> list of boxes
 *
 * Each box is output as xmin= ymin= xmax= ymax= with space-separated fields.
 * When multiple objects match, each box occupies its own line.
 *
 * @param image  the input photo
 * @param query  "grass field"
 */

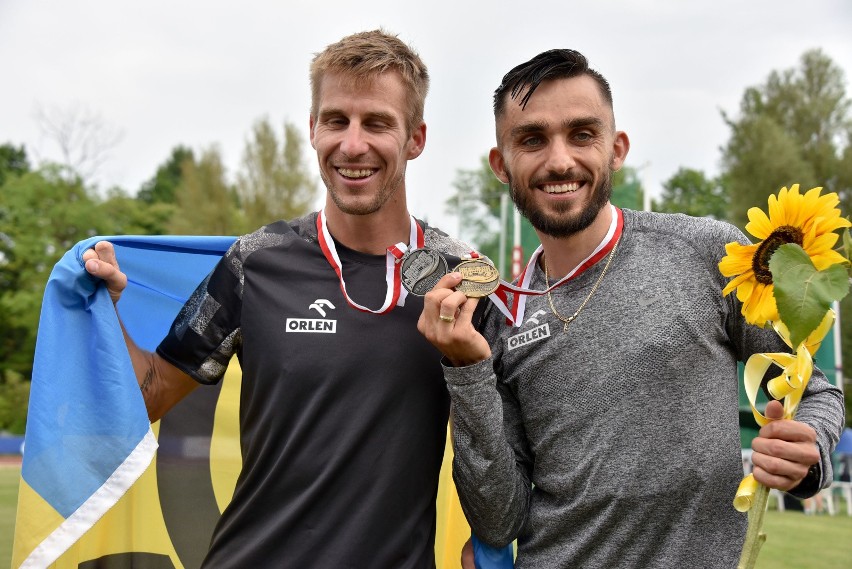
xmin=1 ymin=463 xmax=851 ymax=568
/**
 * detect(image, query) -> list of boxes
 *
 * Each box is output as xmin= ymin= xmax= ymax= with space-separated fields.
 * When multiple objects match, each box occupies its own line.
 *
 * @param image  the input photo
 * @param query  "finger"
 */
xmin=456 ymin=296 xmax=481 ymax=325
xmin=433 ymin=271 xmax=463 ymax=292
xmin=758 ymin=417 xmax=817 ymax=444
xmin=83 ymin=241 xmax=127 ymax=301
xmin=752 ymin=432 xmax=819 ymax=464
xmin=751 ymin=463 xmax=806 ymax=491
xmin=95 ymin=240 xmax=119 ymax=268
xmin=764 ymin=399 xmax=785 ymax=421
xmin=438 ymin=290 xmax=470 ymax=324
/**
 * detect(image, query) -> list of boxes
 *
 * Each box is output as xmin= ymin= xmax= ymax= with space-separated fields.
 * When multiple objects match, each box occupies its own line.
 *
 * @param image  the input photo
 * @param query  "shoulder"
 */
xmin=228 ymin=212 xmax=319 ymax=262
xmin=622 ymin=208 xmax=748 ymax=261
xmin=419 ymin=219 xmax=477 ymax=258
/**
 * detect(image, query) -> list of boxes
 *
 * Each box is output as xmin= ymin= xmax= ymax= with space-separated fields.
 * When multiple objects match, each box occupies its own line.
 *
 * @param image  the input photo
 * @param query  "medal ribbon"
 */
xmin=733 ymin=309 xmax=834 ymax=512
xmin=316 ymin=209 xmax=424 ymax=313
xmin=487 ymin=205 xmax=623 ymax=327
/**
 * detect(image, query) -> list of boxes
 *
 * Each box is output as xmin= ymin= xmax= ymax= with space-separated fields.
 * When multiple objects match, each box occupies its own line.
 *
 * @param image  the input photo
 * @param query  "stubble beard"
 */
xmin=508 ymin=167 xmax=613 ymax=238
xmin=321 ymin=168 xmax=406 ymax=216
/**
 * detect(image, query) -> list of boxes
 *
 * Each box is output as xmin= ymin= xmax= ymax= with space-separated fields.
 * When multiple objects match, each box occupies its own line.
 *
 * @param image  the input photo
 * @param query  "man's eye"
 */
xmin=520 ymin=136 xmax=543 ymax=146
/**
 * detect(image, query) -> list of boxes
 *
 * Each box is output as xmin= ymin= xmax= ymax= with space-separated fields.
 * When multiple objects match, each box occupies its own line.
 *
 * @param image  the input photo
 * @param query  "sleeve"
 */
xmin=718 ymin=222 xmax=845 ymax=496
xmin=444 ymin=309 xmax=534 ymax=548
xmin=156 ymin=239 xmax=244 ymax=385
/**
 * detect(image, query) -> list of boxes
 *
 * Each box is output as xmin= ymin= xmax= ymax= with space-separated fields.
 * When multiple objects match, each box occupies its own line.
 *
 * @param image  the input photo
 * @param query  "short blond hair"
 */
xmin=310 ymin=29 xmax=429 ymax=133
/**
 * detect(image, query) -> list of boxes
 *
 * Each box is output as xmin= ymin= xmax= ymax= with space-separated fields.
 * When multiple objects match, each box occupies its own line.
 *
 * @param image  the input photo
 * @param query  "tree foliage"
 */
xmin=169 ymin=146 xmax=243 ymax=235
xmin=0 ymin=166 xmax=103 ymax=431
xmin=137 ymin=146 xmax=194 ymax=204
xmin=0 ymin=143 xmax=30 ymax=187
xmin=655 ymin=167 xmax=728 ymax=219
xmin=721 ymin=49 xmax=852 ymax=229
xmin=445 ymin=155 xmax=507 ymax=258
xmin=235 ymin=118 xmax=318 ymax=229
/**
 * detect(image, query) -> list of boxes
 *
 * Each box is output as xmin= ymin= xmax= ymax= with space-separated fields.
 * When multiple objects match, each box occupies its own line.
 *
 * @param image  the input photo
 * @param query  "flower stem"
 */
xmin=737 ymin=483 xmax=769 ymax=569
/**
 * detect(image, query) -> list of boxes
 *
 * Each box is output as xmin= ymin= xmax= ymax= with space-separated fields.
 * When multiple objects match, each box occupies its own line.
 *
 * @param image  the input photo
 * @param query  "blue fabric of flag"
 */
xmin=21 ymin=235 xmax=233 ymax=525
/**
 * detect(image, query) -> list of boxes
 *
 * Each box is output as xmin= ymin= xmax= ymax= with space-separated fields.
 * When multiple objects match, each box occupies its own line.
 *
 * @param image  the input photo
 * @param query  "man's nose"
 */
xmin=544 ymin=139 xmax=576 ymax=174
xmin=340 ymin=125 xmax=369 ymax=157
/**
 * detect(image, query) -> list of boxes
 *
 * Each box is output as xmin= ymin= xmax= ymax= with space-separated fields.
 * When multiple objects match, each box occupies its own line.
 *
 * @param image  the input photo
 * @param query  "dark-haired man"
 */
xmin=419 ymin=49 xmax=844 ymax=568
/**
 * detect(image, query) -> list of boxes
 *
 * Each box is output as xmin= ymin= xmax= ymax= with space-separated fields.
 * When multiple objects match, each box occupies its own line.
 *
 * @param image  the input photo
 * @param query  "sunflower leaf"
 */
xmin=770 ymin=243 xmax=850 ymax=347
xmin=843 ymin=227 xmax=852 ymax=262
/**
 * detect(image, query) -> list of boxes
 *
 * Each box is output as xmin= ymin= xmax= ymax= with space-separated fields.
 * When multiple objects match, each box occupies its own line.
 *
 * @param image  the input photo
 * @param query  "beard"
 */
xmin=320 ymin=168 xmax=405 ymax=216
xmin=507 ymin=167 xmax=613 ymax=238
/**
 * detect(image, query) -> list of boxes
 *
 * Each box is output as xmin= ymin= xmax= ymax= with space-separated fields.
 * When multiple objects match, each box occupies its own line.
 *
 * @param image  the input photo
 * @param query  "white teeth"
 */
xmin=338 ymin=168 xmax=373 ymax=179
xmin=543 ymin=182 xmax=580 ymax=194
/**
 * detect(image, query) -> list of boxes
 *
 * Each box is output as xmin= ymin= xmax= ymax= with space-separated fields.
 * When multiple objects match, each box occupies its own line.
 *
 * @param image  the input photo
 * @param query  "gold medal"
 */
xmin=454 ymin=257 xmax=500 ymax=298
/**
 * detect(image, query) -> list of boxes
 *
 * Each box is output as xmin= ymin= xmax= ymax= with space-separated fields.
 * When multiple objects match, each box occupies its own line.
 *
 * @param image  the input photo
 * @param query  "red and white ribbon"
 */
xmin=488 ymin=205 xmax=624 ymax=327
xmin=316 ymin=209 xmax=424 ymax=313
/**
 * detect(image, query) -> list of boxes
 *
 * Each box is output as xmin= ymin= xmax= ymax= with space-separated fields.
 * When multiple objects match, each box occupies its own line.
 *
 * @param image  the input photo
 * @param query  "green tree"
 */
xmin=235 ymin=118 xmax=318 ymax=230
xmin=137 ymin=145 xmax=194 ymax=204
xmin=721 ymin=49 xmax=852 ymax=229
xmin=0 ymin=167 xmax=99 ymax=375
xmin=170 ymin=146 xmax=242 ymax=235
xmin=654 ymin=168 xmax=728 ymax=219
xmin=0 ymin=165 xmax=123 ymax=431
xmin=102 ymin=187 xmax=175 ymax=235
xmin=445 ymin=155 xmax=507 ymax=260
xmin=0 ymin=143 xmax=30 ymax=187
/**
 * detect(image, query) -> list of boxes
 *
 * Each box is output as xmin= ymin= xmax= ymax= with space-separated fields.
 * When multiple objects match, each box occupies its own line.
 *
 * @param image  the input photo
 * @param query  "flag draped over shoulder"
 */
xmin=13 ymin=234 xmax=510 ymax=569
xmin=13 ymin=235 xmax=234 ymax=568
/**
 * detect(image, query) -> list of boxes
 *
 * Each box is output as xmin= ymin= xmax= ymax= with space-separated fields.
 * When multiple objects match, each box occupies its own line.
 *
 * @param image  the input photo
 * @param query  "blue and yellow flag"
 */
xmin=13 ymin=235 xmax=509 ymax=568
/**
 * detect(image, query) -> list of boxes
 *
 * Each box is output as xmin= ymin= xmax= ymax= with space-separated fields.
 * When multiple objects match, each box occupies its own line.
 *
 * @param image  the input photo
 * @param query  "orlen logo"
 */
xmin=286 ymin=299 xmax=337 ymax=333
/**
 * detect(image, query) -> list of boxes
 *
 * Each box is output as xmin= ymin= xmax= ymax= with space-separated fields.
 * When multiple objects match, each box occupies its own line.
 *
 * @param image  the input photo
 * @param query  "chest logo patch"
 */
xmin=286 ymin=298 xmax=338 ymax=333
xmin=507 ymin=322 xmax=551 ymax=351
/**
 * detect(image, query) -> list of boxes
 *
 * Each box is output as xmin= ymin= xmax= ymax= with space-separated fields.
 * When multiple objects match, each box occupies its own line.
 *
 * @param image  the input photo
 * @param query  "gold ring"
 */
xmin=439 ymin=314 xmax=455 ymax=323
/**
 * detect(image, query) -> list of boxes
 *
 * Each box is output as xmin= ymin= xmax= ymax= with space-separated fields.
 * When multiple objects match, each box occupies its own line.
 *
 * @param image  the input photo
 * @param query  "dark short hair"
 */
xmin=493 ymin=49 xmax=613 ymax=118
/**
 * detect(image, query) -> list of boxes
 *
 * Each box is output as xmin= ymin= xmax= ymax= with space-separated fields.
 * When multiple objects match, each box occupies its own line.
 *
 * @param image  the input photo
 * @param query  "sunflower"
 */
xmin=719 ymin=184 xmax=850 ymax=326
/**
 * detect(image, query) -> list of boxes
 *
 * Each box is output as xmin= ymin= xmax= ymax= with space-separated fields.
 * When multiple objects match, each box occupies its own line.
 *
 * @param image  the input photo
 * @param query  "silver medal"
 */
xmin=400 ymin=247 xmax=449 ymax=296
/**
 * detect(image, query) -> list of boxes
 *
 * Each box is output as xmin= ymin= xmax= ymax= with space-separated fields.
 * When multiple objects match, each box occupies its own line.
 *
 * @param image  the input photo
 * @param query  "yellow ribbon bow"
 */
xmin=733 ymin=309 xmax=834 ymax=512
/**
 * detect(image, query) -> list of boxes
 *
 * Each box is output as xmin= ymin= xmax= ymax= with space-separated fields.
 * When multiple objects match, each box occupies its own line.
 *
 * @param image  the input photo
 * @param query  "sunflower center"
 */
xmin=752 ymin=225 xmax=804 ymax=284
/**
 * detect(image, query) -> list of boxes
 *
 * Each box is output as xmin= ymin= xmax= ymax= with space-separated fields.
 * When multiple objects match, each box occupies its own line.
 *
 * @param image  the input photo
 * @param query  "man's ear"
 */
xmin=407 ymin=121 xmax=427 ymax=160
xmin=488 ymin=147 xmax=509 ymax=184
xmin=309 ymin=115 xmax=317 ymax=149
xmin=611 ymin=131 xmax=630 ymax=171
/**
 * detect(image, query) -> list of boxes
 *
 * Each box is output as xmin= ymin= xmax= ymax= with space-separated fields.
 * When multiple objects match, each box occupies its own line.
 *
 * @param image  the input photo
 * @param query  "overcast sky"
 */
xmin=2 ymin=0 xmax=851 ymax=237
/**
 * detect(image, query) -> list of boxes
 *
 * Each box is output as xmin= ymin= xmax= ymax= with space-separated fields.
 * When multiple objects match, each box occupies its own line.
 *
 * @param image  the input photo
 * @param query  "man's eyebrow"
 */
xmin=564 ymin=116 xmax=605 ymax=129
xmin=510 ymin=121 xmax=548 ymax=138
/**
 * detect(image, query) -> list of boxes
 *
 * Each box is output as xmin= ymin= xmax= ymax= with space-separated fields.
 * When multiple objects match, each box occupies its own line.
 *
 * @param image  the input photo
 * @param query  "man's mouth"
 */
xmin=542 ymin=182 xmax=580 ymax=194
xmin=338 ymin=168 xmax=374 ymax=179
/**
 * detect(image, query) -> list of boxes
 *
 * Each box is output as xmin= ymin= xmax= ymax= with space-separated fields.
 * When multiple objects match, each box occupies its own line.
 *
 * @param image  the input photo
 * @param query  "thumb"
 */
xmin=764 ymin=399 xmax=785 ymax=421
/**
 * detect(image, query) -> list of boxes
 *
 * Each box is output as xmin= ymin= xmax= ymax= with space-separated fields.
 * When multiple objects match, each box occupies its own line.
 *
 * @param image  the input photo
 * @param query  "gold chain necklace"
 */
xmin=544 ymin=237 xmax=621 ymax=333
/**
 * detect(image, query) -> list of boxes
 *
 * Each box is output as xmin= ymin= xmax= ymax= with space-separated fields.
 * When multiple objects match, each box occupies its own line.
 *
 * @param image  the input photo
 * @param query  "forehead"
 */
xmin=497 ymin=75 xmax=613 ymax=132
xmin=315 ymin=71 xmax=410 ymax=116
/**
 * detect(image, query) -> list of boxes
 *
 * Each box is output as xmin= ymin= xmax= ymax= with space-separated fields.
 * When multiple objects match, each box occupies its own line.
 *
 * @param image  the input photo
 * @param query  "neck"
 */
xmin=323 ymin=200 xmax=413 ymax=255
xmin=538 ymin=204 xmax=615 ymax=279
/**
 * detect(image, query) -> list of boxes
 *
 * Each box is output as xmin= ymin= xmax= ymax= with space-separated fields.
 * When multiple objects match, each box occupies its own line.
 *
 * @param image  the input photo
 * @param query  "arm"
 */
xmin=83 ymin=240 xmax=198 ymax=422
xmin=419 ymin=273 xmax=532 ymax=547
